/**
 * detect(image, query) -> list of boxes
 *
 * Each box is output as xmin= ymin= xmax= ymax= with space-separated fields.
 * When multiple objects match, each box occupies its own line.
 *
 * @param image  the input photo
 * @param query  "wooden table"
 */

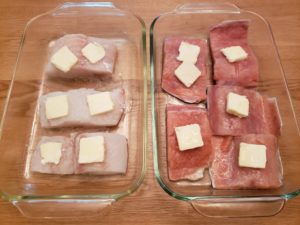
xmin=0 ymin=0 xmax=299 ymax=224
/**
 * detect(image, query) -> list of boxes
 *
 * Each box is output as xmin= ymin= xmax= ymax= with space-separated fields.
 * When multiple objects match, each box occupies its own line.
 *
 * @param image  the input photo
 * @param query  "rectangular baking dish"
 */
xmin=0 ymin=2 xmax=147 ymax=218
xmin=151 ymin=2 xmax=300 ymax=217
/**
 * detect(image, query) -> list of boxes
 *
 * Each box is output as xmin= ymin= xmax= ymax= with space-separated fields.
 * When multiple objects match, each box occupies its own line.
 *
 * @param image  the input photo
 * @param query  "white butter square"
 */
xmin=40 ymin=142 xmax=62 ymax=165
xmin=220 ymin=46 xmax=248 ymax=63
xmin=176 ymin=41 xmax=201 ymax=64
xmin=226 ymin=92 xmax=249 ymax=118
xmin=175 ymin=124 xmax=204 ymax=151
xmin=81 ymin=43 xmax=106 ymax=64
xmin=86 ymin=92 xmax=114 ymax=116
xmin=239 ymin=142 xmax=267 ymax=169
xmin=45 ymin=95 xmax=69 ymax=120
xmin=79 ymin=136 xmax=105 ymax=164
xmin=51 ymin=46 xmax=78 ymax=72
xmin=175 ymin=62 xmax=201 ymax=87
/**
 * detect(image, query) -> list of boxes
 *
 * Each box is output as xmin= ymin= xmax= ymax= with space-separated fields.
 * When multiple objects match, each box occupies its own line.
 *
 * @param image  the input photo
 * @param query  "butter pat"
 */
xmin=87 ymin=92 xmax=114 ymax=116
xmin=221 ymin=46 xmax=248 ymax=63
xmin=51 ymin=46 xmax=78 ymax=72
xmin=177 ymin=41 xmax=201 ymax=64
xmin=239 ymin=143 xmax=267 ymax=168
xmin=175 ymin=124 xmax=204 ymax=151
xmin=226 ymin=92 xmax=249 ymax=118
xmin=79 ymin=136 xmax=105 ymax=164
xmin=175 ymin=62 xmax=201 ymax=87
xmin=45 ymin=95 xmax=69 ymax=120
xmin=40 ymin=142 xmax=62 ymax=165
xmin=81 ymin=43 xmax=106 ymax=64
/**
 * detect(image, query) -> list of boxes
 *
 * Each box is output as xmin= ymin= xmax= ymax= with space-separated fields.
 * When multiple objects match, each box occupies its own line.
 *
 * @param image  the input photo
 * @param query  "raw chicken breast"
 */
xmin=209 ymin=20 xmax=259 ymax=87
xmin=30 ymin=136 xmax=74 ymax=175
xmin=39 ymin=88 xmax=125 ymax=128
xmin=74 ymin=132 xmax=128 ymax=175
xmin=167 ymin=105 xmax=213 ymax=181
xmin=207 ymin=85 xmax=281 ymax=136
xmin=162 ymin=37 xmax=209 ymax=103
xmin=44 ymin=34 xmax=117 ymax=79
xmin=210 ymin=134 xmax=283 ymax=189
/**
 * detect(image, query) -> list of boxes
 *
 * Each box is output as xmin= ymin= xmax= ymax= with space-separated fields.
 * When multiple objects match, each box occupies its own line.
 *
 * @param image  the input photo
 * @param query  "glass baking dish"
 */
xmin=0 ymin=2 xmax=147 ymax=218
xmin=150 ymin=2 xmax=300 ymax=217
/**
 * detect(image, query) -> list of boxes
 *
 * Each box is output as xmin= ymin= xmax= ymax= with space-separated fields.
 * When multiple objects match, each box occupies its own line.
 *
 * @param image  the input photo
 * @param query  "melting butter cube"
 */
xmin=175 ymin=124 xmax=204 ymax=151
xmin=239 ymin=143 xmax=267 ymax=168
xmin=226 ymin=92 xmax=249 ymax=118
xmin=174 ymin=62 xmax=201 ymax=87
xmin=40 ymin=142 xmax=62 ymax=165
xmin=45 ymin=95 xmax=69 ymax=120
xmin=50 ymin=46 xmax=78 ymax=72
xmin=81 ymin=43 xmax=106 ymax=64
xmin=86 ymin=92 xmax=114 ymax=116
xmin=79 ymin=136 xmax=105 ymax=164
xmin=177 ymin=41 xmax=201 ymax=64
xmin=221 ymin=46 xmax=248 ymax=63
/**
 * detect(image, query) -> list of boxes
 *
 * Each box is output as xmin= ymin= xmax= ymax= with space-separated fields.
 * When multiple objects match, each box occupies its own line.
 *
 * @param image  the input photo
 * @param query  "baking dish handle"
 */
xmin=11 ymin=199 xmax=114 ymax=218
xmin=190 ymin=197 xmax=285 ymax=217
xmin=175 ymin=2 xmax=241 ymax=14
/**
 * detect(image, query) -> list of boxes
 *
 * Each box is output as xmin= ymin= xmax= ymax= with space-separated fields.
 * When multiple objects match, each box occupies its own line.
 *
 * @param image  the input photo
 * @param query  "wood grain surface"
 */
xmin=0 ymin=0 xmax=299 ymax=224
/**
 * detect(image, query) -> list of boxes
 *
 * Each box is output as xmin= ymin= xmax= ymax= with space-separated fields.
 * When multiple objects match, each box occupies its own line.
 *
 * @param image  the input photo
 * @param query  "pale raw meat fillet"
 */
xmin=209 ymin=20 xmax=259 ymax=87
xmin=210 ymin=134 xmax=283 ymax=189
xmin=207 ymin=85 xmax=281 ymax=136
xmin=167 ymin=105 xmax=213 ymax=181
xmin=39 ymin=88 xmax=125 ymax=128
xmin=74 ymin=132 xmax=128 ymax=175
xmin=30 ymin=136 xmax=74 ymax=175
xmin=162 ymin=37 xmax=209 ymax=103
xmin=44 ymin=34 xmax=117 ymax=79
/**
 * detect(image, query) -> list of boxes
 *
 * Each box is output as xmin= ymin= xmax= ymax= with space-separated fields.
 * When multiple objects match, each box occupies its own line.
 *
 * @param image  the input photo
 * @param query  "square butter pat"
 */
xmin=239 ymin=143 xmax=267 ymax=168
xmin=40 ymin=142 xmax=62 ymax=165
xmin=81 ymin=43 xmax=105 ymax=64
xmin=175 ymin=124 xmax=204 ymax=151
xmin=51 ymin=46 xmax=78 ymax=72
xmin=176 ymin=41 xmax=201 ymax=64
xmin=86 ymin=92 xmax=114 ymax=116
xmin=45 ymin=95 xmax=69 ymax=120
xmin=221 ymin=46 xmax=248 ymax=63
xmin=175 ymin=62 xmax=201 ymax=87
xmin=226 ymin=92 xmax=249 ymax=118
xmin=79 ymin=136 xmax=105 ymax=164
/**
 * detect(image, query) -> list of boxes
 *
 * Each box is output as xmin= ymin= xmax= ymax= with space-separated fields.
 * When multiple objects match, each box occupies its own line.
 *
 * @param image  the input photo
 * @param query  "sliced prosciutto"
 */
xmin=44 ymin=34 xmax=117 ymax=79
xmin=30 ymin=136 xmax=74 ymax=175
xmin=209 ymin=20 xmax=259 ymax=87
xmin=210 ymin=134 xmax=283 ymax=189
xmin=207 ymin=85 xmax=281 ymax=136
xmin=167 ymin=105 xmax=213 ymax=181
xmin=162 ymin=37 xmax=209 ymax=103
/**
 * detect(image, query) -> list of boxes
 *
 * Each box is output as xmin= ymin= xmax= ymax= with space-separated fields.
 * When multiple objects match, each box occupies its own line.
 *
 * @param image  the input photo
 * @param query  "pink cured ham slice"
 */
xmin=39 ymin=88 xmax=125 ymax=128
xmin=207 ymin=85 xmax=281 ymax=136
xmin=162 ymin=37 xmax=209 ymax=103
xmin=209 ymin=20 xmax=259 ymax=87
xmin=167 ymin=105 xmax=213 ymax=181
xmin=30 ymin=136 xmax=74 ymax=175
xmin=44 ymin=34 xmax=117 ymax=79
xmin=210 ymin=134 xmax=283 ymax=189
xmin=74 ymin=132 xmax=128 ymax=175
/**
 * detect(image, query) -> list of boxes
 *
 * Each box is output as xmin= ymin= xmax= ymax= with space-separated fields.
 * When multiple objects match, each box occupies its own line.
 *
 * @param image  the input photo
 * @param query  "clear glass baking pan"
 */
xmin=151 ymin=2 xmax=300 ymax=217
xmin=0 ymin=2 xmax=147 ymax=218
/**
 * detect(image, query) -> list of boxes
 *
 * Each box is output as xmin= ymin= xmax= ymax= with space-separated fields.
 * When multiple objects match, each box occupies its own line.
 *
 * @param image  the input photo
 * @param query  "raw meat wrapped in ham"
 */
xmin=162 ymin=37 xmax=209 ymax=103
xmin=39 ymin=88 xmax=125 ymax=128
xmin=209 ymin=20 xmax=259 ymax=87
xmin=44 ymin=34 xmax=117 ymax=79
xmin=210 ymin=134 xmax=283 ymax=189
xmin=167 ymin=105 xmax=213 ymax=181
xmin=207 ymin=85 xmax=281 ymax=136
